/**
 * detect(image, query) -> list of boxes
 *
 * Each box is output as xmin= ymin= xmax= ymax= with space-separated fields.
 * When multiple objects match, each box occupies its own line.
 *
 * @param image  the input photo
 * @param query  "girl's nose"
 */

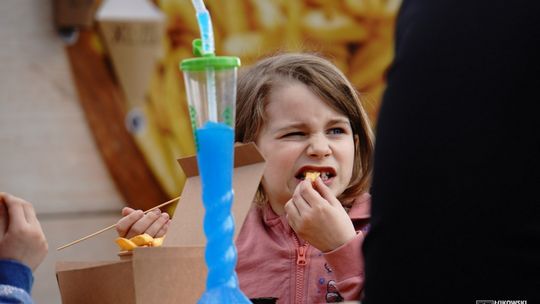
xmin=307 ymin=135 xmax=332 ymax=158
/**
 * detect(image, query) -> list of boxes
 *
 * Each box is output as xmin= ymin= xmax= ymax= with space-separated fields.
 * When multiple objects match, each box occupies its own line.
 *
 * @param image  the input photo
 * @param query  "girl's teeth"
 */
xmin=321 ymin=172 xmax=329 ymax=181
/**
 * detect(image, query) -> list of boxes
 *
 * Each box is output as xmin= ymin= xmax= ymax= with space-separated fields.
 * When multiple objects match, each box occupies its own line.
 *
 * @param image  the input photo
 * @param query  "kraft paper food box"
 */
xmin=56 ymin=143 xmax=265 ymax=303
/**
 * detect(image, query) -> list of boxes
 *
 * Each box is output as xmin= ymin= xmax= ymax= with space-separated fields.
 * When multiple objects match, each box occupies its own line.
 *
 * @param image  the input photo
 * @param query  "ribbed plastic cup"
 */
xmin=181 ymin=42 xmax=248 ymax=304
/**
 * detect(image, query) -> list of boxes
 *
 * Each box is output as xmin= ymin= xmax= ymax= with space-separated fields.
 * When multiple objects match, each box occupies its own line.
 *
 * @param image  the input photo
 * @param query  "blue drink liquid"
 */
xmin=196 ymin=121 xmax=250 ymax=303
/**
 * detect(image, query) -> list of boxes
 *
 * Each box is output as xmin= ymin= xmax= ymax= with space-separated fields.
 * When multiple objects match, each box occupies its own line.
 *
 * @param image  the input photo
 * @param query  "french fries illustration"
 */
xmin=159 ymin=0 xmax=401 ymax=121
xmin=115 ymin=233 xmax=165 ymax=252
xmin=302 ymin=9 xmax=368 ymax=43
xmin=119 ymin=0 xmax=401 ymax=202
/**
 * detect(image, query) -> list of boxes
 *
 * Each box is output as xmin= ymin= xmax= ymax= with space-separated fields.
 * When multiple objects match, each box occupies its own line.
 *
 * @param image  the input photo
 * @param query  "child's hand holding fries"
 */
xmin=116 ymin=207 xmax=170 ymax=239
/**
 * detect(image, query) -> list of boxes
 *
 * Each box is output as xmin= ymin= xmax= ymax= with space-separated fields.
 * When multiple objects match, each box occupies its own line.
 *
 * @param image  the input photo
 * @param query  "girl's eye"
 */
xmin=328 ymin=128 xmax=345 ymax=135
xmin=283 ymin=131 xmax=304 ymax=138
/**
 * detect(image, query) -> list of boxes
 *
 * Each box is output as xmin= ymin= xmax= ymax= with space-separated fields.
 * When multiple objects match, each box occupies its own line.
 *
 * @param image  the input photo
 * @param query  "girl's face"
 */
xmin=256 ymin=82 xmax=356 ymax=215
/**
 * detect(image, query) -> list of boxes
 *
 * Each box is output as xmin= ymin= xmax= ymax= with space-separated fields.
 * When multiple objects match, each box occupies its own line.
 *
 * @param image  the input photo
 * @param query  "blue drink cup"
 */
xmin=181 ymin=39 xmax=249 ymax=303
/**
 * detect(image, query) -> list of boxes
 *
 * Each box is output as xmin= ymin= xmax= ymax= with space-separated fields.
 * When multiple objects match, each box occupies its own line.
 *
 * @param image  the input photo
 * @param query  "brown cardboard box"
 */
xmin=56 ymin=143 xmax=265 ymax=303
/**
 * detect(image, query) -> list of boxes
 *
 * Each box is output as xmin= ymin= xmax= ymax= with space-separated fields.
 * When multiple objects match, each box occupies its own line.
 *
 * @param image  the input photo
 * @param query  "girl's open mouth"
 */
xmin=295 ymin=167 xmax=336 ymax=182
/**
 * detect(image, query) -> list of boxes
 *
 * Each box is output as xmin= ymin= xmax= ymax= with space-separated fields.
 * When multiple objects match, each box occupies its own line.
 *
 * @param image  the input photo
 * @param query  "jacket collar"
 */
xmin=348 ymin=192 xmax=371 ymax=221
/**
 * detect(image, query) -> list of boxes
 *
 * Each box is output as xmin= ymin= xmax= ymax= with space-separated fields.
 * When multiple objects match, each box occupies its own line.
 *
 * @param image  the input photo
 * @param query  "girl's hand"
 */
xmin=116 ymin=207 xmax=170 ymax=239
xmin=284 ymin=178 xmax=356 ymax=252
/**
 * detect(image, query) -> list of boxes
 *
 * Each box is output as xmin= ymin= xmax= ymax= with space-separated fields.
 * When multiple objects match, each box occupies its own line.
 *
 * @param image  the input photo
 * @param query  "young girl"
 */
xmin=116 ymin=53 xmax=374 ymax=303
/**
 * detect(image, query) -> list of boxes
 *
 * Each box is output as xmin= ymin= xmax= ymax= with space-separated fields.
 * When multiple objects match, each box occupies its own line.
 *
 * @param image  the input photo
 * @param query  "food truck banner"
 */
xmin=64 ymin=0 xmax=400 ymax=211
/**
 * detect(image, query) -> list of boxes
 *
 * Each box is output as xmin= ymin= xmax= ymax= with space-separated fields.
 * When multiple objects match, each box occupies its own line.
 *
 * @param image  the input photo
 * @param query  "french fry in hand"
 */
xmin=305 ymin=171 xmax=320 ymax=182
xmin=129 ymin=233 xmax=154 ymax=246
xmin=152 ymin=237 xmax=165 ymax=247
xmin=115 ymin=238 xmax=138 ymax=251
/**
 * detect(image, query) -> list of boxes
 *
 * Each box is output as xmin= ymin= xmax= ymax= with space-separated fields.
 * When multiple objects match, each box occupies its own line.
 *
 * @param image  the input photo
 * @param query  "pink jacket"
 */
xmin=235 ymin=193 xmax=371 ymax=303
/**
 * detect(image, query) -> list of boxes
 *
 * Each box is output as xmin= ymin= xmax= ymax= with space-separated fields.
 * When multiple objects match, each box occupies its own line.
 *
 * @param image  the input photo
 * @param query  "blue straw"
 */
xmin=191 ymin=0 xmax=217 ymax=122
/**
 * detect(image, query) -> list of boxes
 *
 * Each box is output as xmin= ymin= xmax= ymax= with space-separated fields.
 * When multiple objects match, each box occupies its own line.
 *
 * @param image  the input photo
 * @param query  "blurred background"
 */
xmin=0 ymin=0 xmax=399 ymax=302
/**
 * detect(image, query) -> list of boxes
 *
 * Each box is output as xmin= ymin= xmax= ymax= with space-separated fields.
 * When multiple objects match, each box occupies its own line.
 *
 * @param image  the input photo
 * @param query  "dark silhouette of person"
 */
xmin=363 ymin=0 xmax=540 ymax=303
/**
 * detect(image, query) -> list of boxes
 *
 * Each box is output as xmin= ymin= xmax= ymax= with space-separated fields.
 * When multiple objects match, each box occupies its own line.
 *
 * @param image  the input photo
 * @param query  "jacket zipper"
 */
xmin=293 ymin=234 xmax=308 ymax=304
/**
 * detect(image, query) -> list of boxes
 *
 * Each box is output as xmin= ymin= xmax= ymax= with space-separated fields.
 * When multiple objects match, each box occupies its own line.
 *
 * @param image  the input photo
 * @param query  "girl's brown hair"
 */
xmin=235 ymin=53 xmax=374 ymax=206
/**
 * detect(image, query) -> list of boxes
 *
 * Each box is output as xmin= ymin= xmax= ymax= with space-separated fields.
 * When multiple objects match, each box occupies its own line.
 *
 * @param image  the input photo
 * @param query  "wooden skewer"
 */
xmin=56 ymin=196 xmax=180 ymax=251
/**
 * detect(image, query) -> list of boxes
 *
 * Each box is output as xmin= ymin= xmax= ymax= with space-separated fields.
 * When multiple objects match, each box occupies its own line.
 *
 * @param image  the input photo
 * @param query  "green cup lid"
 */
xmin=180 ymin=39 xmax=241 ymax=71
